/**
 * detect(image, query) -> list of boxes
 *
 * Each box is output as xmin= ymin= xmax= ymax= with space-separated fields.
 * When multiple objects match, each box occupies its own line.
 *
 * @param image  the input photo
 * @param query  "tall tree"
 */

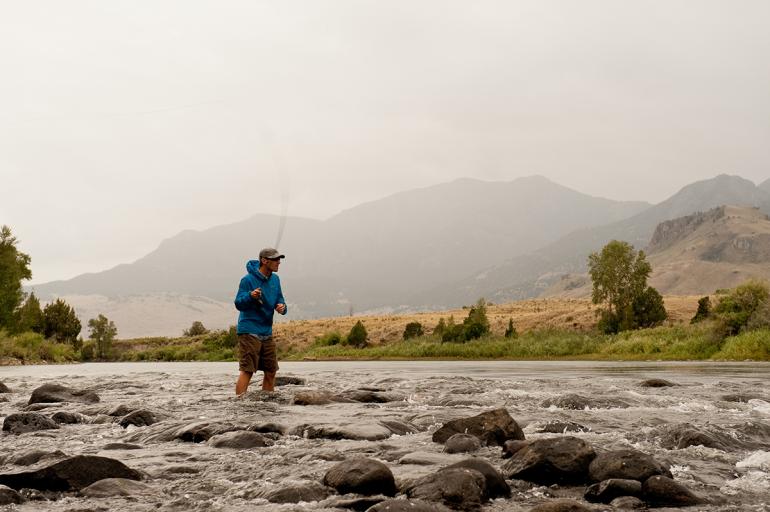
xmin=43 ymin=298 xmax=82 ymax=344
xmin=14 ymin=292 xmax=44 ymax=334
xmin=0 ymin=226 xmax=32 ymax=330
xmin=88 ymin=314 xmax=117 ymax=359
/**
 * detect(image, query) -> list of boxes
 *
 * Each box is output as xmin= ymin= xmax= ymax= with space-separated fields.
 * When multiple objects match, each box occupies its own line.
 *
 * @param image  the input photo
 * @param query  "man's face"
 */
xmin=262 ymin=257 xmax=282 ymax=272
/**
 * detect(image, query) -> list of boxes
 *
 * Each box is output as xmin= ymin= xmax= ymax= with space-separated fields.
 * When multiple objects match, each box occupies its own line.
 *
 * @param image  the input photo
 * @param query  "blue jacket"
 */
xmin=234 ymin=260 xmax=287 ymax=335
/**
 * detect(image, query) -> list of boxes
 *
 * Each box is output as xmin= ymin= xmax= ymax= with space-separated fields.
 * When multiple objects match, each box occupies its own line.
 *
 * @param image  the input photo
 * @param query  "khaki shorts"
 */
xmin=238 ymin=334 xmax=279 ymax=374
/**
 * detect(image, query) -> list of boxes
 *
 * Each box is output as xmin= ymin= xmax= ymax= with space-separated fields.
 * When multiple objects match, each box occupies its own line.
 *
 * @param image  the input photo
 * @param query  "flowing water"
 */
xmin=1 ymin=361 xmax=769 ymax=511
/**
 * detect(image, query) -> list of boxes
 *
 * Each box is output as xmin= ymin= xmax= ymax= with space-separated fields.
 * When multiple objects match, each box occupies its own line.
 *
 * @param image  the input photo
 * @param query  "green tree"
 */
xmin=347 ymin=320 xmax=368 ymax=348
xmin=691 ymin=296 xmax=712 ymax=324
xmin=88 ymin=314 xmax=117 ymax=359
xmin=433 ymin=318 xmax=447 ymax=338
xmin=403 ymin=321 xmax=424 ymax=340
xmin=0 ymin=226 xmax=32 ymax=330
xmin=632 ymin=287 xmax=668 ymax=328
xmin=43 ymin=298 xmax=82 ymax=345
xmin=462 ymin=298 xmax=490 ymax=340
xmin=713 ymin=280 xmax=769 ymax=336
xmin=504 ymin=318 xmax=518 ymax=339
xmin=13 ymin=292 xmax=44 ymax=334
xmin=184 ymin=321 xmax=209 ymax=337
xmin=588 ymin=240 xmax=654 ymax=333
xmin=441 ymin=315 xmax=464 ymax=342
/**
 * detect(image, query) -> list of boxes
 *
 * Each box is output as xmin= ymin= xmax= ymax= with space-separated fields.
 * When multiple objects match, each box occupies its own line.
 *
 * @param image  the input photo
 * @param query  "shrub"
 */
xmin=691 ymin=296 xmax=712 ymax=324
xmin=347 ymin=320 xmax=368 ymax=348
xmin=716 ymin=328 xmax=770 ymax=360
xmin=403 ymin=322 xmax=424 ymax=340
xmin=462 ymin=298 xmax=490 ymax=341
xmin=632 ymin=287 xmax=667 ymax=328
xmin=184 ymin=321 xmax=209 ymax=337
xmin=433 ymin=318 xmax=447 ymax=338
xmin=315 ymin=331 xmax=343 ymax=347
xmin=43 ymin=299 xmax=81 ymax=345
xmin=504 ymin=318 xmax=518 ymax=339
xmin=80 ymin=340 xmax=96 ymax=361
xmin=713 ymin=280 xmax=770 ymax=336
xmin=441 ymin=315 xmax=465 ymax=343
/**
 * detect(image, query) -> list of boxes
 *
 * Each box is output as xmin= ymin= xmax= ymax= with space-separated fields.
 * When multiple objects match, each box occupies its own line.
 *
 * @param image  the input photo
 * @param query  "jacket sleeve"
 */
xmin=277 ymin=281 xmax=288 ymax=315
xmin=234 ymin=277 xmax=255 ymax=311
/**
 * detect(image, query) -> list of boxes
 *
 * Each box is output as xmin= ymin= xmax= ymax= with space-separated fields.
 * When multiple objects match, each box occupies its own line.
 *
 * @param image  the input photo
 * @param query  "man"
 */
xmin=234 ymin=247 xmax=287 ymax=395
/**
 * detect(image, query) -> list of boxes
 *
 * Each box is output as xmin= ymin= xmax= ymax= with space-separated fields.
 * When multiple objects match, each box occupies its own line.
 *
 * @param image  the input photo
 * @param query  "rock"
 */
xmin=588 ymin=449 xmax=672 ymax=483
xmin=341 ymin=390 xmax=404 ymax=403
xmin=444 ymin=458 xmax=510 ymax=499
xmin=80 ymin=478 xmax=152 ymax=497
xmin=2 ymin=412 xmax=59 ymax=434
xmin=528 ymin=499 xmax=593 ymax=511
xmin=118 ymin=409 xmax=157 ymax=428
xmin=405 ymin=467 xmax=487 ymax=511
xmin=367 ymin=499 xmax=453 ymax=511
xmin=292 ymin=390 xmax=340 ymax=405
xmin=444 ymin=434 xmax=481 ymax=454
xmin=293 ymin=423 xmax=392 ymax=441
xmin=102 ymin=443 xmax=143 ymax=450
xmin=260 ymin=481 xmax=330 ymax=503
xmin=609 ymin=496 xmax=646 ymax=509
xmin=275 ymin=375 xmax=306 ymax=386
xmin=657 ymin=423 xmax=742 ymax=451
xmin=174 ymin=421 xmax=240 ymax=443
xmin=0 ymin=382 xmax=10 ymax=393
xmin=398 ymin=452 xmax=460 ymax=466
xmin=537 ymin=421 xmax=590 ymax=434
xmin=502 ymin=440 xmax=528 ymax=458
xmin=721 ymin=393 xmax=765 ymax=403
xmin=541 ymin=393 xmax=629 ymax=410
xmin=432 ymin=408 xmax=524 ymax=446
xmin=642 ymin=475 xmax=705 ymax=507
xmin=330 ymin=496 xmax=388 ymax=510
xmin=584 ymin=478 xmax=642 ymax=503
xmin=502 ymin=436 xmax=596 ymax=485
xmin=380 ymin=419 xmax=420 ymax=436
xmin=51 ymin=411 xmax=89 ymax=424
xmin=0 ymin=485 xmax=23 ymax=505
xmin=208 ymin=431 xmax=271 ymax=449
xmin=248 ymin=422 xmax=286 ymax=435
xmin=639 ymin=378 xmax=677 ymax=387
xmin=107 ymin=404 xmax=134 ymax=416
xmin=323 ymin=457 xmax=396 ymax=497
xmin=11 ymin=450 xmax=66 ymax=466
xmin=0 ymin=455 xmax=141 ymax=491
xmin=28 ymin=383 xmax=99 ymax=405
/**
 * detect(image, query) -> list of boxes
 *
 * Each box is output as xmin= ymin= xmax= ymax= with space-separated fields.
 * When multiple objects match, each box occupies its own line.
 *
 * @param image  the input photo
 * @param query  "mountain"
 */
xmin=429 ymin=175 xmax=770 ymax=304
xmin=31 ymin=176 xmax=650 ymax=335
xmin=760 ymin=178 xmax=770 ymax=193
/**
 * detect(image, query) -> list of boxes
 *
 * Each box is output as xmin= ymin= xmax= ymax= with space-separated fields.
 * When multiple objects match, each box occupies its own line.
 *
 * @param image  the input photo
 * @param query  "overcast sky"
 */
xmin=2 ymin=1 xmax=769 ymax=284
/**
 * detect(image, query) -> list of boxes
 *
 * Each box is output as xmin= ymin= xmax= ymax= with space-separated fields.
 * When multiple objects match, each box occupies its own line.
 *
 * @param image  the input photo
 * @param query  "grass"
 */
xmin=0 ymin=331 xmax=77 ymax=364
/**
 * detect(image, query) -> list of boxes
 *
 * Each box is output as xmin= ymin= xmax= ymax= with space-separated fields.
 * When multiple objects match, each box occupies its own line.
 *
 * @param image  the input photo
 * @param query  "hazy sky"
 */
xmin=2 ymin=1 xmax=769 ymax=284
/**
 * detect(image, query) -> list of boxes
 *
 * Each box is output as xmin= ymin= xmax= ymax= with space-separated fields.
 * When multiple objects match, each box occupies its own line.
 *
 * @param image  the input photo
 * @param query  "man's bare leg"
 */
xmin=262 ymin=371 xmax=276 ymax=391
xmin=236 ymin=371 xmax=253 ymax=396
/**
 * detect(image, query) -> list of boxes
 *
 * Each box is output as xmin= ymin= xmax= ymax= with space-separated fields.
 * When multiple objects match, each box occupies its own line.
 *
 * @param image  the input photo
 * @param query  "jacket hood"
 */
xmin=246 ymin=260 xmax=267 ymax=280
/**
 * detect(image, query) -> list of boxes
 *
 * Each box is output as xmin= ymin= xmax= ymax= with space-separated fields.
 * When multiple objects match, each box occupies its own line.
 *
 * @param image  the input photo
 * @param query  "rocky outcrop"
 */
xmin=432 ymin=408 xmax=524 ymax=446
xmin=0 ymin=455 xmax=141 ymax=491
xmin=28 ymin=383 xmax=99 ymax=405
xmin=323 ymin=457 xmax=396 ymax=497
xmin=648 ymin=207 xmax=725 ymax=253
xmin=502 ymin=436 xmax=596 ymax=485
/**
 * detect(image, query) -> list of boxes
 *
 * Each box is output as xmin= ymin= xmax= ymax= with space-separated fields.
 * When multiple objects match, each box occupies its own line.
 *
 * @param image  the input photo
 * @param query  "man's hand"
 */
xmin=275 ymin=303 xmax=286 ymax=314
xmin=250 ymin=288 xmax=262 ymax=300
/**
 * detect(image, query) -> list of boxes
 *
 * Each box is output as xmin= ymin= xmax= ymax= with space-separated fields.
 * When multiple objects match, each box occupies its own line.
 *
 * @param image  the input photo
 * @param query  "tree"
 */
xmin=0 ymin=226 xmax=32 ymax=330
xmin=184 ymin=321 xmax=209 ymax=337
xmin=88 ymin=314 xmax=117 ymax=359
xmin=347 ymin=320 xmax=368 ymax=348
xmin=691 ymin=296 xmax=712 ymax=324
xmin=462 ymin=298 xmax=490 ymax=340
xmin=713 ymin=280 xmax=769 ymax=337
xmin=433 ymin=318 xmax=447 ymax=338
xmin=43 ymin=298 xmax=82 ymax=344
xmin=588 ymin=240 xmax=659 ymax=333
xmin=504 ymin=318 xmax=518 ymax=339
xmin=403 ymin=322 xmax=424 ymax=340
xmin=632 ymin=287 xmax=668 ymax=328
xmin=13 ymin=292 xmax=44 ymax=334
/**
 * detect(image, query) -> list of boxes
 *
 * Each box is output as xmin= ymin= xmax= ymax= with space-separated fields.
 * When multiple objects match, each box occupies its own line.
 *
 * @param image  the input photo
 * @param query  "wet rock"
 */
xmin=502 ymin=436 xmax=596 ymax=485
xmin=2 ymin=412 xmax=59 ymax=434
xmin=639 ymin=378 xmax=677 ymax=387
xmin=444 ymin=434 xmax=481 ymax=454
xmin=292 ymin=390 xmax=337 ymax=405
xmin=260 ymin=481 xmax=330 ymax=503
xmin=445 ymin=458 xmax=510 ymax=499
xmin=18 ymin=488 xmax=47 ymax=501
xmin=80 ymin=478 xmax=152 ymax=497
xmin=733 ymin=421 xmax=770 ymax=449
xmin=589 ymin=449 xmax=671 ymax=482
xmin=721 ymin=393 xmax=765 ymax=403
xmin=405 ymin=467 xmax=487 ymax=511
xmin=367 ymin=498 xmax=453 ymax=511
xmin=208 ymin=431 xmax=271 ymax=449
xmin=398 ymin=452 xmax=460 ymax=466
xmin=584 ymin=478 xmax=642 ymax=503
xmin=0 ymin=455 xmax=141 ymax=491
xmin=528 ymin=499 xmax=593 ymax=511
xmin=151 ymin=465 xmax=200 ymax=479
xmin=502 ymin=440 xmax=528 ymax=458
xmin=0 ymin=485 xmax=23 ymax=505
xmin=107 ymin=404 xmax=134 ymax=416
xmin=537 ymin=421 xmax=590 ymax=434
xmin=380 ymin=419 xmax=420 ymax=436
xmin=28 ymin=383 xmax=100 ymax=405
xmin=51 ymin=411 xmax=89 ymax=424
xmin=432 ymin=408 xmax=524 ymax=446
xmin=248 ymin=422 xmax=286 ymax=435
xmin=642 ymin=475 xmax=705 ymax=507
xmin=102 ymin=443 xmax=143 ymax=450
xmin=11 ymin=450 xmax=66 ymax=466
xmin=118 ymin=409 xmax=157 ymax=428
xmin=341 ymin=390 xmax=405 ymax=403
xmin=293 ymin=423 xmax=392 ymax=441
xmin=275 ymin=375 xmax=306 ymax=386
xmin=22 ymin=403 xmax=58 ymax=412
xmin=0 ymin=382 xmax=10 ymax=393
xmin=541 ymin=393 xmax=629 ymax=410
xmin=323 ymin=457 xmax=397 ymax=497
xmin=174 ymin=421 xmax=240 ymax=443
xmin=657 ymin=423 xmax=741 ymax=451
xmin=609 ymin=496 xmax=646 ymax=509
xmin=330 ymin=495 xmax=388 ymax=510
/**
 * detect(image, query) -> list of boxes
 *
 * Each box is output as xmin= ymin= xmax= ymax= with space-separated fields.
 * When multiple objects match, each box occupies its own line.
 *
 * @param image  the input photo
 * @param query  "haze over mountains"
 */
xmin=30 ymin=174 xmax=770 ymax=337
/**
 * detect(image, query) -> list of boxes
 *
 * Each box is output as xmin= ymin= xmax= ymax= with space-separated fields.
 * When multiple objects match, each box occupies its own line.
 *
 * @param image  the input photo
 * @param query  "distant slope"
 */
xmin=428 ymin=175 xmax=770 ymax=304
xmin=760 ymin=178 xmax=770 ymax=193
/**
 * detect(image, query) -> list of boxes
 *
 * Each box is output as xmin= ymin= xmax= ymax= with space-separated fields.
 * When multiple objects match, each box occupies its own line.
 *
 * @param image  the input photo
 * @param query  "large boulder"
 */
xmin=368 ymin=498 xmax=453 ymax=511
xmin=584 ymin=478 xmax=642 ymax=503
xmin=80 ymin=478 xmax=152 ymax=497
xmin=259 ymin=482 xmax=330 ymax=503
xmin=0 ymin=455 xmax=141 ymax=491
xmin=502 ymin=436 xmax=596 ymax=485
xmin=405 ymin=467 xmax=487 ymax=511
xmin=588 ymin=449 xmax=671 ymax=483
xmin=444 ymin=458 xmax=510 ymax=499
xmin=28 ymin=383 xmax=99 ymax=405
xmin=208 ymin=431 xmax=271 ymax=449
xmin=2 ymin=413 xmax=59 ymax=434
xmin=323 ymin=457 xmax=396 ymax=497
xmin=642 ymin=475 xmax=705 ymax=507
xmin=432 ymin=408 xmax=524 ymax=446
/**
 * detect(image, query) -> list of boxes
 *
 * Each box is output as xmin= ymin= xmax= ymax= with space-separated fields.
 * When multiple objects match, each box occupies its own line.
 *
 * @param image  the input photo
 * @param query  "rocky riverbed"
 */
xmin=0 ymin=361 xmax=769 ymax=511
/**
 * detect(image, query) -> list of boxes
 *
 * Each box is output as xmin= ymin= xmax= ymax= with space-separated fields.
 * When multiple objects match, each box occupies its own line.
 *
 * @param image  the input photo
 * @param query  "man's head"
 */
xmin=259 ymin=247 xmax=285 ymax=273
